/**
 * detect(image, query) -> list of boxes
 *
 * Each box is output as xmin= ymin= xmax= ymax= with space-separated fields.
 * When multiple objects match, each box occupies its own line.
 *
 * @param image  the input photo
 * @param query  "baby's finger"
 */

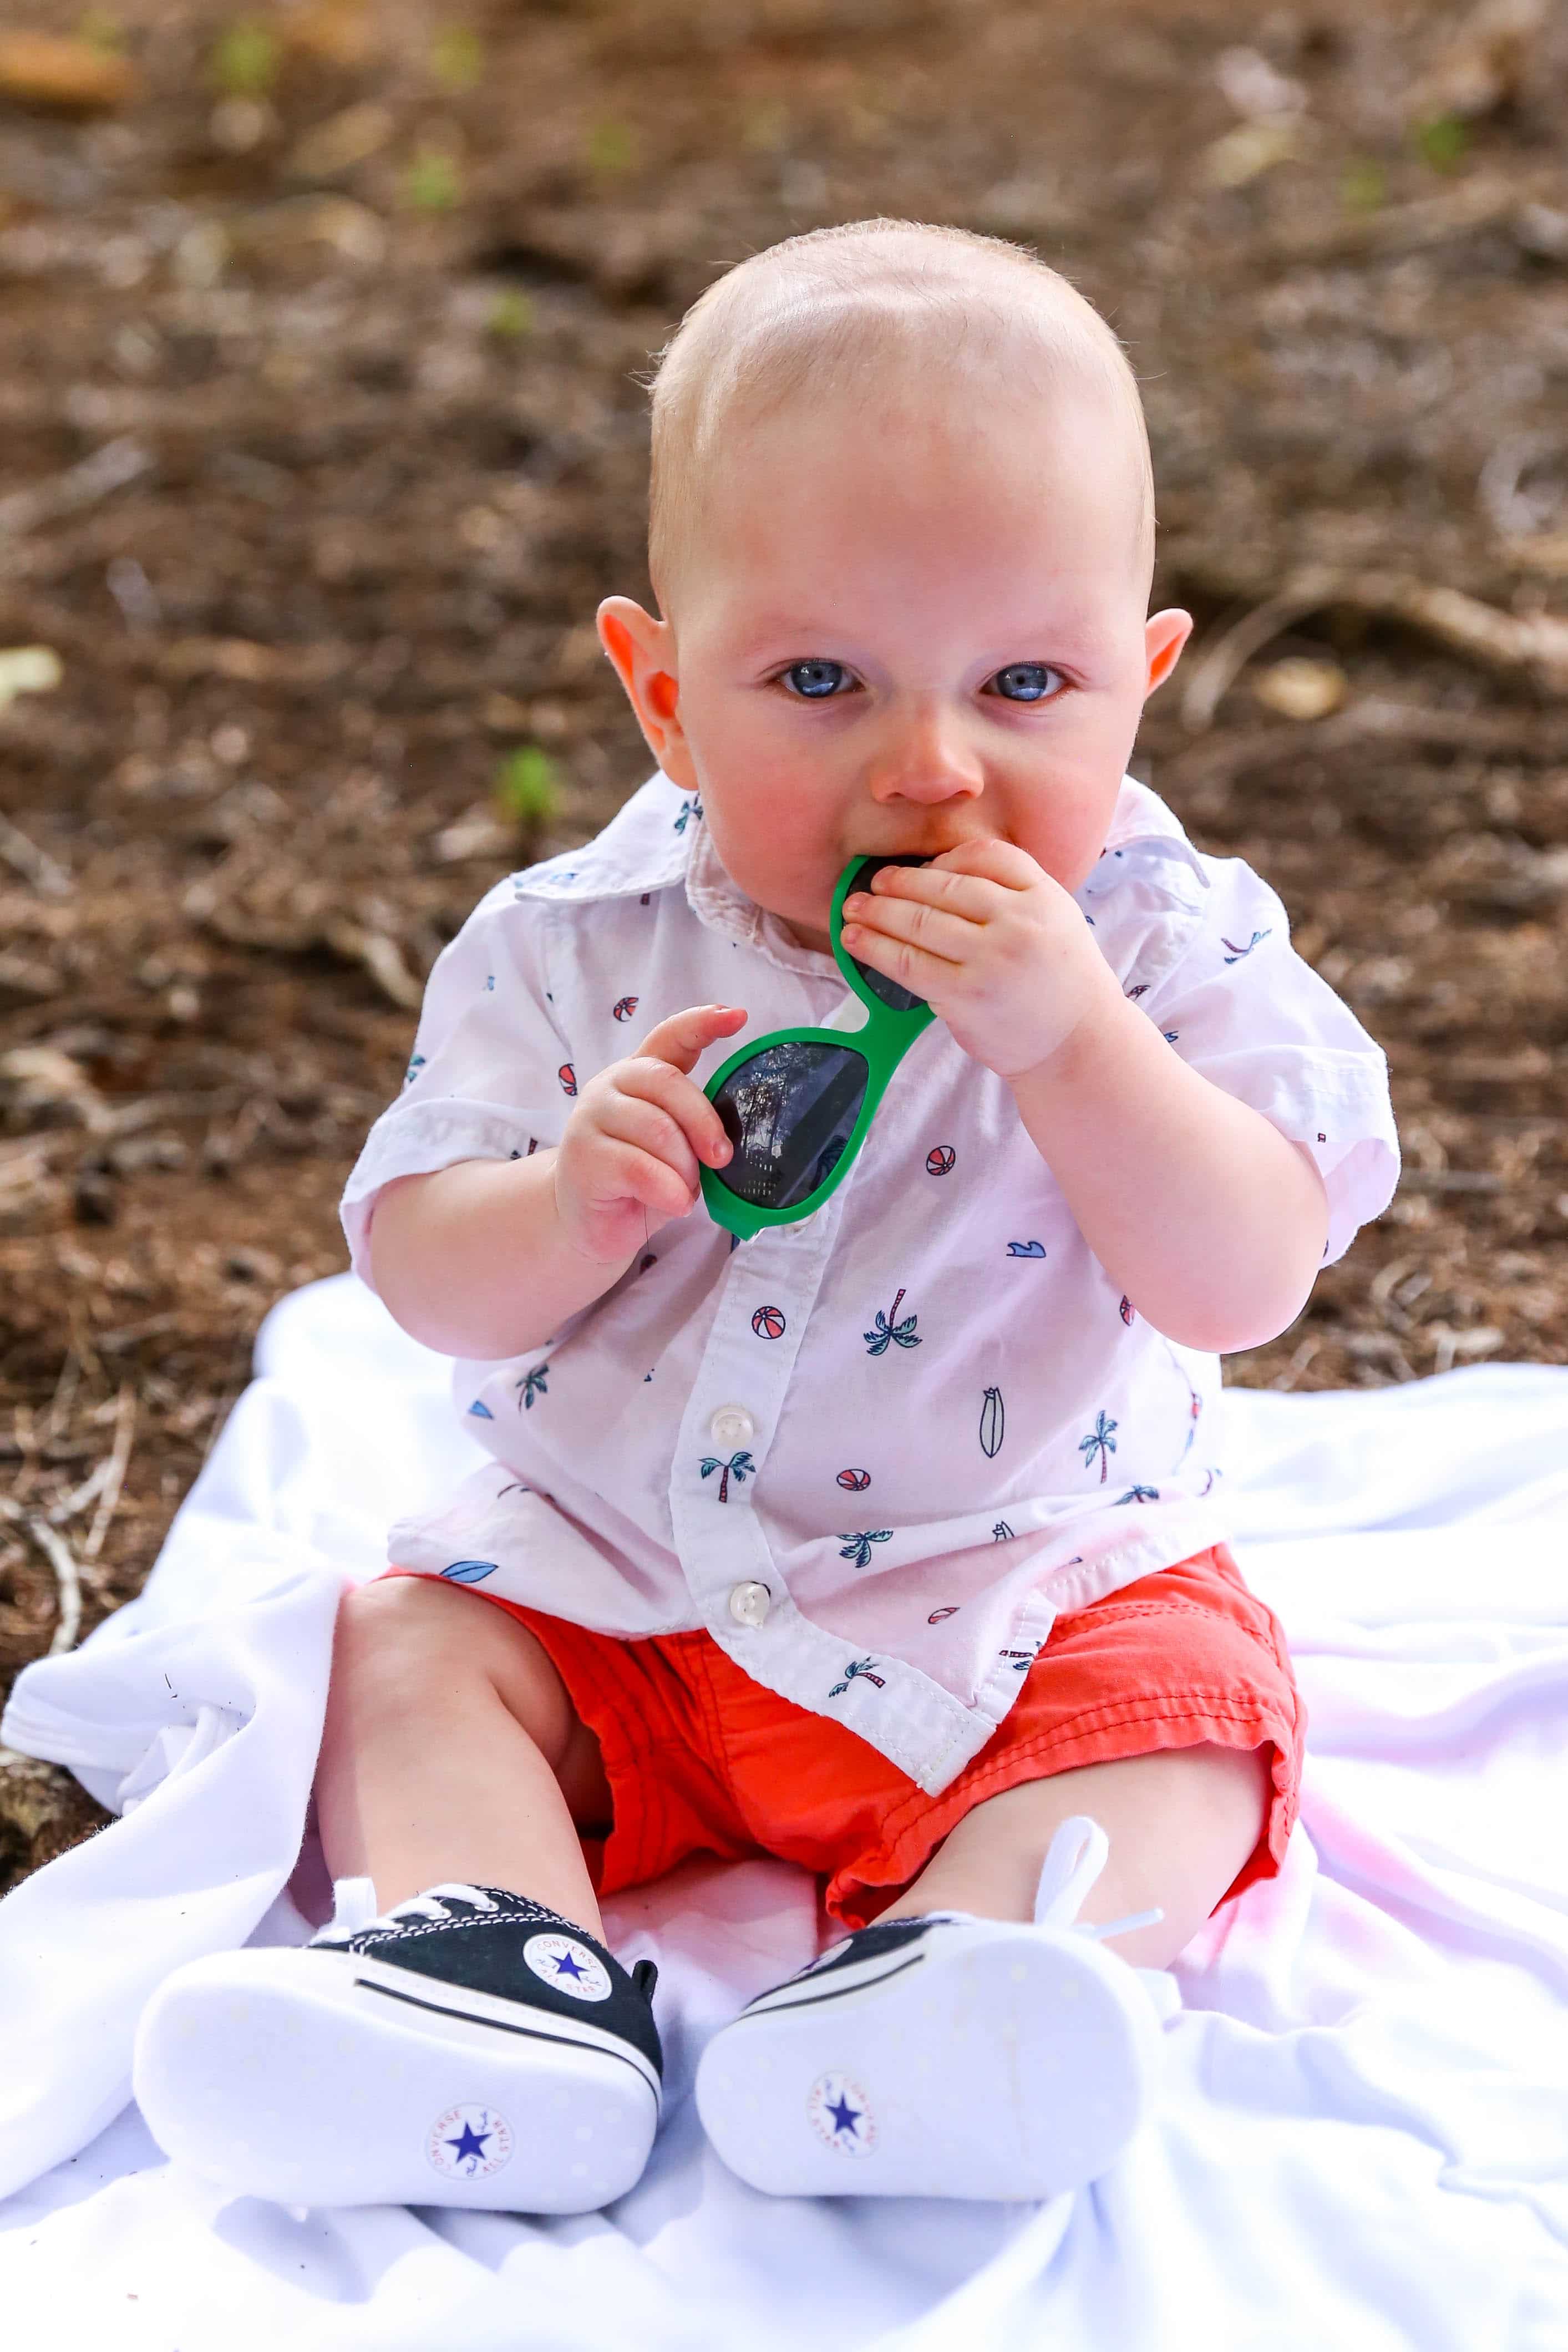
xmin=635 ymin=1001 xmax=747 ymax=1074
xmin=841 ymin=889 xmax=967 ymax=981
xmin=615 ymin=1051 xmax=734 ymax=1168
xmin=595 ymin=1137 xmax=698 ymax=1220
xmin=594 ymin=1089 xmax=703 ymax=1192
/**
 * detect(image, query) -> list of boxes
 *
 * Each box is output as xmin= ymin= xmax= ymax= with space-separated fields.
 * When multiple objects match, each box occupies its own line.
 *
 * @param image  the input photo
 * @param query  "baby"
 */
xmin=131 ymin=219 xmax=1398 ymax=2216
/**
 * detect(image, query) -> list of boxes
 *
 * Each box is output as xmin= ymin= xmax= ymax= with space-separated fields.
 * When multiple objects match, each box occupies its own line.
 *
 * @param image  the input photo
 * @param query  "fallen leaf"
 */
xmin=1252 ymin=657 xmax=1348 ymax=720
xmin=286 ymin=102 xmax=395 ymax=183
xmin=0 ymin=647 xmax=63 ymax=707
xmin=0 ymin=31 xmax=139 ymax=114
xmin=1202 ymin=119 xmax=1306 ymax=190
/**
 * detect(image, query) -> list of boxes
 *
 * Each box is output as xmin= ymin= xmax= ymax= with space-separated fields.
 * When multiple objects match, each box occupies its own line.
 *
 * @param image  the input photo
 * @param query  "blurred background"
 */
xmin=2 ymin=0 xmax=1566 ymax=1880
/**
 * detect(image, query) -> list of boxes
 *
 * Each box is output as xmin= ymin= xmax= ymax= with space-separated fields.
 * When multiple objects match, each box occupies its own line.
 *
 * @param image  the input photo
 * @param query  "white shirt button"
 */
xmin=708 ymin=1404 xmax=755 ymax=1449
xmin=728 ymin=1580 xmax=771 ymax=1628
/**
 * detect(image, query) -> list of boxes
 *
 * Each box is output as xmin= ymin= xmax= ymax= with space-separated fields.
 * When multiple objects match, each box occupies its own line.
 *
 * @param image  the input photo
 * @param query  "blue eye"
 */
xmin=777 ymin=659 xmax=1065 ymax=703
xmin=780 ymin=659 xmax=849 ymax=699
xmin=992 ymin=663 xmax=1064 ymax=703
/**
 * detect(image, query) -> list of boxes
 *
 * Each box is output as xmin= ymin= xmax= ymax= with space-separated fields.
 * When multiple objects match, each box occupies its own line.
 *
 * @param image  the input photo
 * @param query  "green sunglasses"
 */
xmin=699 ymin=853 xmax=937 ymax=1241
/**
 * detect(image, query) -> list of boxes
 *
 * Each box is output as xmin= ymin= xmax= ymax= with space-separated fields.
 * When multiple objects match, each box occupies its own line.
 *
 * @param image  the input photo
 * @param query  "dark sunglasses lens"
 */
xmin=843 ymin=855 xmax=930 ymax=1012
xmin=712 ymin=1041 xmax=869 ymax=1210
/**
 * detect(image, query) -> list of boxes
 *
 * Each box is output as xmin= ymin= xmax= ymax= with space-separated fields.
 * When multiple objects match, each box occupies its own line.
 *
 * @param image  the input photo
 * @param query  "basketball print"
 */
xmin=557 ymin=1062 xmax=577 ymax=1096
xmin=752 ymin=1305 xmax=786 ymax=1340
xmin=837 ymin=1467 xmax=871 ymax=1491
xmin=925 ymin=1144 xmax=956 ymax=1176
xmin=612 ymin=995 xmax=639 ymax=1022
xmin=1120 ymin=1295 xmax=1135 ymax=1325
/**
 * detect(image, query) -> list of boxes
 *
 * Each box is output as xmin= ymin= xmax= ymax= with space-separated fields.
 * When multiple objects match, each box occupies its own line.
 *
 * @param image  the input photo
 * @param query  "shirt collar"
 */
xmin=681 ymin=772 xmax=1207 ymax=966
xmin=683 ymin=793 xmax=843 ymax=980
xmin=1092 ymin=776 xmax=1209 ymax=883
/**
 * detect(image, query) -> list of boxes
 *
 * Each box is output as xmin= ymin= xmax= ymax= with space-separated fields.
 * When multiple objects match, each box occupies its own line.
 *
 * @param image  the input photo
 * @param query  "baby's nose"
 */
xmin=869 ymin=761 xmax=985 ymax=803
xmin=867 ymin=719 xmax=985 ymax=803
xmin=865 ymin=691 xmax=987 ymax=804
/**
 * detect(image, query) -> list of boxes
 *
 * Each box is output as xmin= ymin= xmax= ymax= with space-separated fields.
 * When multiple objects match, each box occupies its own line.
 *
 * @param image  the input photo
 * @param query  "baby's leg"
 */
xmin=695 ymin=1742 xmax=1271 ymax=2198
xmin=877 ymin=1741 xmax=1273 ymax=1970
xmin=313 ymin=1572 xmax=611 ymax=1932
xmin=134 ymin=1575 xmax=663 ymax=2212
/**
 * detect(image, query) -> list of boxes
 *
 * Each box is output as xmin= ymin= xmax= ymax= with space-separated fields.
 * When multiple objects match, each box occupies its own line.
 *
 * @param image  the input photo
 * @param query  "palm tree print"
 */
xmin=1221 ymin=929 xmax=1272 ymax=964
xmin=864 ymin=1286 xmax=920 ymax=1356
xmin=699 ymin=1449 xmax=755 ymax=1502
xmin=673 ymin=795 xmax=703 ymax=833
xmin=829 ymin=1657 xmax=887 ymax=1697
xmin=837 ymin=1528 xmax=894 ymax=1568
xmin=1115 ymin=1484 xmax=1161 ymax=1504
xmin=515 ymin=1362 xmax=549 ymax=1411
xmin=1079 ymin=1410 xmax=1118 ymax=1482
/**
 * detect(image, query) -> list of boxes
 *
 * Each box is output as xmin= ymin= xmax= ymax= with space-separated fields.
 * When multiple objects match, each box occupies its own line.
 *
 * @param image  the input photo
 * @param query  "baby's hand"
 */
xmin=839 ymin=840 xmax=1123 ymax=1085
xmin=554 ymin=1003 xmax=746 ymax=1264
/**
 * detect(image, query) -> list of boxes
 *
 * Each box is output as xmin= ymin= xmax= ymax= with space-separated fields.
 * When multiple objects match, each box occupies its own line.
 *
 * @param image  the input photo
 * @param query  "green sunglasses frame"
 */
xmin=699 ymin=855 xmax=936 ymax=1241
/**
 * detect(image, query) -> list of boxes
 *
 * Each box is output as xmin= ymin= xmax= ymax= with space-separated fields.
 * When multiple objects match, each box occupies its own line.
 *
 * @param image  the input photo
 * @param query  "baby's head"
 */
xmin=598 ymin=218 xmax=1190 ymax=956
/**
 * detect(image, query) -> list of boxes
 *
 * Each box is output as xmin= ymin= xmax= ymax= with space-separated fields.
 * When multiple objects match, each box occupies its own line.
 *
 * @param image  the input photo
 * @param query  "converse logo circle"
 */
xmin=807 ymin=2071 xmax=876 ymax=2155
xmin=427 ymin=2101 xmax=514 ymax=2179
xmin=524 ymin=1932 xmax=612 ymax=2000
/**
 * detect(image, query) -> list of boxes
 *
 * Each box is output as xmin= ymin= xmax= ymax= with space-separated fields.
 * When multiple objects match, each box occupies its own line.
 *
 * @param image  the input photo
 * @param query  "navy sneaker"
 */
xmin=694 ymin=1816 xmax=1178 ymax=2201
xmin=133 ymin=1882 xmax=662 ymax=2213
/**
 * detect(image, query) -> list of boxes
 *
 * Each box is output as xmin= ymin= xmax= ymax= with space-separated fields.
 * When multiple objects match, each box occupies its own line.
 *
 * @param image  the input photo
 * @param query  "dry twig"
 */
xmin=1179 ymin=563 xmax=1568 ymax=729
xmin=83 ymin=1381 xmax=137 ymax=1564
xmin=0 ymin=1497 xmax=83 ymax=1656
xmin=0 ymin=810 xmax=72 ymax=897
xmin=0 ymin=437 xmax=153 ymax=544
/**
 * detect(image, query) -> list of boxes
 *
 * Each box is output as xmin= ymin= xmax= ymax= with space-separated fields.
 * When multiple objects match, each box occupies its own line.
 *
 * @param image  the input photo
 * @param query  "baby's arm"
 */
xmin=369 ymin=1003 xmax=744 ymax=1359
xmin=1008 ymin=998 xmax=1327 ymax=1355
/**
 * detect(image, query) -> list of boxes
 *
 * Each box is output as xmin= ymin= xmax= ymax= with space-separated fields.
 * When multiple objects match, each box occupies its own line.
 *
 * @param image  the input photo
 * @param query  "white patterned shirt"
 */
xmin=340 ymin=770 xmax=1398 ymax=1794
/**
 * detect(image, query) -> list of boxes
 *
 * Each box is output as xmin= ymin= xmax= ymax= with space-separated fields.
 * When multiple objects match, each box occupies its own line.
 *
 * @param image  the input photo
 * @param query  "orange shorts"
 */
xmin=379 ymin=1542 xmax=1305 ymax=1933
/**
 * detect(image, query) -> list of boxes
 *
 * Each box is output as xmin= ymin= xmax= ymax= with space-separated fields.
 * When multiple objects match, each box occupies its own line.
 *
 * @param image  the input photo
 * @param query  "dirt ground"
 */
xmin=3 ymin=0 xmax=1567 ymax=1887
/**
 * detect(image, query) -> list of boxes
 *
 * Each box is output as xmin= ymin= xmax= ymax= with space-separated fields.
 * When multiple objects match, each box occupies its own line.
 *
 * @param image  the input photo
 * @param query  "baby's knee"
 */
xmin=331 ymin=1572 xmax=488 ymax=1694
xmin=332 ymin=1572 xmax=579 ymax=1764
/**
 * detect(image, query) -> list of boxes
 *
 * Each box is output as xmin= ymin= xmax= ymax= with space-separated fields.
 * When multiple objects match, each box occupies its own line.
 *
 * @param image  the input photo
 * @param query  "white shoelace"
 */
xmin=316 ymin=1879 xmax=500 ymax=1943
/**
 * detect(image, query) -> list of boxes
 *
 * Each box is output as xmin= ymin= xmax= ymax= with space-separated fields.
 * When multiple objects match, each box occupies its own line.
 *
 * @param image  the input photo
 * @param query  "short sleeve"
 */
xmin=338 ymin=884 xmax=574 ymax=1293
xmin=1135 ymin=855 xmax=1399 ymax=1265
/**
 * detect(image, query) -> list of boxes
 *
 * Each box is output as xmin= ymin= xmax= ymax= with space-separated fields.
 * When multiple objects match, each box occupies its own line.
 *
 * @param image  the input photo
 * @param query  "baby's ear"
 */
xmin=1143 ymin=609 xmax=1193 ymax=698
xmin=596 ymin=597 xmax=696 ymax=784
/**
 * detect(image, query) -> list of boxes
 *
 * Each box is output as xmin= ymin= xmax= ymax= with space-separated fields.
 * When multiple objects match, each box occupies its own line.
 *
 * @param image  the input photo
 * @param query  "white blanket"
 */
xmin=2 ymin=1271 xmax=1566 ymax=2350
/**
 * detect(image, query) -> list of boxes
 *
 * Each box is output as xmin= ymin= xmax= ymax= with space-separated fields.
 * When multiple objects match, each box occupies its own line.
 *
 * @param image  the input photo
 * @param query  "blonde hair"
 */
xmin=636 ymin=216 xmax=1155 ymax=619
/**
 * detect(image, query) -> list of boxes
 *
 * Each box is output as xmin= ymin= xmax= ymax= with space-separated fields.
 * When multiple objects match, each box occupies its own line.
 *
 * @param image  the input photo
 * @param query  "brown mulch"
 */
xmin=3 ymin=0 xmax=1566 ymax=1889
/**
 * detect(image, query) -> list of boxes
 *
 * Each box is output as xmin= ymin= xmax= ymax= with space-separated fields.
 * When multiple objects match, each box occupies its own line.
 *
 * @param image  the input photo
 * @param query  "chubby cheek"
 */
xmin=1018 ymin=805 xmax=1115 ymax=893
xmin=704 ymin=792 xmax=838 ymax=922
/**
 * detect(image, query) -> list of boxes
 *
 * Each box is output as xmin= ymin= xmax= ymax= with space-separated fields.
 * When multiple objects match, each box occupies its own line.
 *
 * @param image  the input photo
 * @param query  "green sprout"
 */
xmin=486 ymin=289 xmax=536 ymax=342
xmin=585 ymin=119 xmax=635 ymax=175
xmin=495 ymin=745 xmax=560 ymax=830
xmin=211 ymin=19 xmax=279 ymax=98
xmin=431 ymin=26 xmax=484 ymax=92
xmin=404 ymin=148 xmax=461 ymax=212
xmin=1340 ymin=158 xmax=1387 ymax=214
xmin=1413 ymin=114 xmax=1470 ymax=173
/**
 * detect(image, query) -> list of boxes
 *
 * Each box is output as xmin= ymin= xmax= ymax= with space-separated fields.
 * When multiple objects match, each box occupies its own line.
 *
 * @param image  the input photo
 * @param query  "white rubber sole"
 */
xmin=131 ymin=1943 xmax=660 ymax=2212
xmin=694 ymin=1920 xmax=1165 ymax=2201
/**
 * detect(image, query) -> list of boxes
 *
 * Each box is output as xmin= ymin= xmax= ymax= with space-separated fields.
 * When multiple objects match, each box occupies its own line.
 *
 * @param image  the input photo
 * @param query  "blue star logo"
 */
xmin=445 ymin=2120 xmax=493 ymax=2167
xmin=826 ymin=2093 xmax=862 ymax=2138
xmin=552 ymin=1949 xmax=586 ymax=1981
